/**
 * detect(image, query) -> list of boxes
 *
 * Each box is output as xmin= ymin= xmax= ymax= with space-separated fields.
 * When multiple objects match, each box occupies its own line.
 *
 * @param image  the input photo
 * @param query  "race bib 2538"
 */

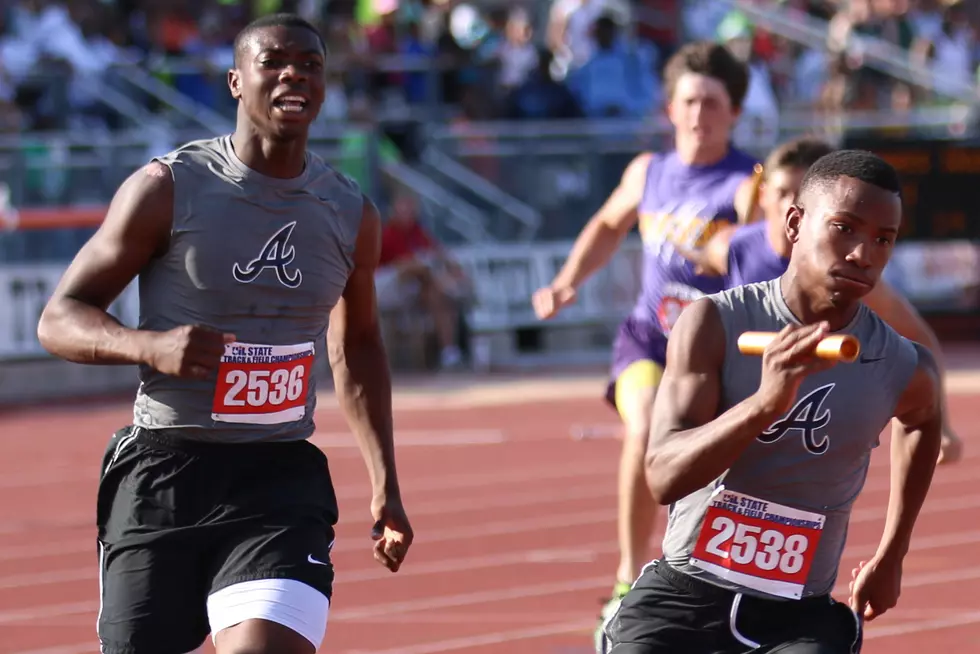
xmin=690 ymin=488 xmax=825 ymax=600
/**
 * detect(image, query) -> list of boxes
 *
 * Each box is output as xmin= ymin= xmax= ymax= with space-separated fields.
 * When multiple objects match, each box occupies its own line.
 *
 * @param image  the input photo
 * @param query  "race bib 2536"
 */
xmin=211 ymin=342 xmax=314 ymax=425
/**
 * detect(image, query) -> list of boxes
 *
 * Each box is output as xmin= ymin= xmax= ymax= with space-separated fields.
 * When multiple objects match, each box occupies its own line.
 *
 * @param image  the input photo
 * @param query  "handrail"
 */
xmin=425 ymin=106 xmax=972 ymax=143
xmin=7 ymin=158 xmax=490 ymax=238
xmin=0 ymin=106 xmax=968 ymax=155
xmin=110 ymin=64 xmax=234 ymax=135
xmin=382 ymin=161 xmax=496 ymax=244
xmin=428 ymin=117 xmax=664 ymax=140
xmin=419 ymin=148 xmax=542 ymax=240
xmin=89 ymin=76 xmax=160 ymax=129
xmin=729 ymin=0 xmax=978 ymax=104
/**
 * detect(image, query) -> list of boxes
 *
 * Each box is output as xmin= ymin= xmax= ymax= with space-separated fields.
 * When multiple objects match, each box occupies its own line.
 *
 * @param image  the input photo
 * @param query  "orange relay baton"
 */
xmin=737 ymin=331 xmax=861 ymax=364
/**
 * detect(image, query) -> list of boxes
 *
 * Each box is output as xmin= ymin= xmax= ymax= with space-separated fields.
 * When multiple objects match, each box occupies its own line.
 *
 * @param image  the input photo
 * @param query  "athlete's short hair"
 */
xmin=233 ymin=13 xmax=326 ymax=67
xmin=764 ymin=138 xmax=835 ymax=177
xmin=662 ymin=41 xmax=749 ymax=111
xmin=799 ymin=149 xmax=902 ymax=201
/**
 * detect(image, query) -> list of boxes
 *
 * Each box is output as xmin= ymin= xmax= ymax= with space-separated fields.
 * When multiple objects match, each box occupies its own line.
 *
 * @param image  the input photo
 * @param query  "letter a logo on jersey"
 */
xmin=233 ymin=221 xmax=302 ymax=288
xmin=758 ymin=383 xmax=835 ymax=455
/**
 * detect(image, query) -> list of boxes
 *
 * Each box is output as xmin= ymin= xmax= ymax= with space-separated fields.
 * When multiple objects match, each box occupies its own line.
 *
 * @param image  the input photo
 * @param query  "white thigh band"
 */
xmin=207 ymin=578 xmax=330 ymax=649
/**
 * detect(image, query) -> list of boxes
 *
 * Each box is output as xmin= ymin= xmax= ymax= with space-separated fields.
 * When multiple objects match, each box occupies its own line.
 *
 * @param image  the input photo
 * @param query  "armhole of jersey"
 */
xmin=726 ymin=233 xmax=742 ymax=284
xmin=148 ymin=156 xmax=178 ymax=259
xmin=637 ymin=153 xmax=660 ymax=210
xmin=884 ymin=334 xmax=923 ymax=420
xmin=704 ymin=291 xmax=735 ymax=365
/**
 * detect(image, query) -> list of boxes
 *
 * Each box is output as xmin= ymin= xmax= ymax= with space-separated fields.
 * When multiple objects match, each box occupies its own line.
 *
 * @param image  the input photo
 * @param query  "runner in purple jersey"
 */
xmin=679 ymin=136 xmax=963 ymax=465
xmin=727 ymin=221 xmax=789 ymax=288
xmin=531 ymin=41 xmax=760 ymax=648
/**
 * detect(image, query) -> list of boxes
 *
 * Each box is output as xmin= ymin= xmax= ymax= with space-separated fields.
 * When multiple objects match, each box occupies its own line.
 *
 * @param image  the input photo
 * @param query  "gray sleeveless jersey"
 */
xmin=660 ymin=277 xmax=919 ymax=599
xmin=131 ymin=135 xmax=363 ymax=443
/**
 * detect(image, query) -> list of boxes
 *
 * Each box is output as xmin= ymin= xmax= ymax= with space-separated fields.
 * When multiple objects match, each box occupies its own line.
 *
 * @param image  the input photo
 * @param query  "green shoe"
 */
xmin=594 ymin=581 xmax=632 ymax=653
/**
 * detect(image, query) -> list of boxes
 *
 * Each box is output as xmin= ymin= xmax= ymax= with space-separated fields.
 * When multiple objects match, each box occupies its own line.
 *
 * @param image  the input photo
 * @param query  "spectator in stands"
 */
xmin=501 ymin=48 xmax=582 ymax=120
xmin=564 ymin=14 xmax=657 ymax=118
xmin=376 ymin=191 xmax=471 ymax=370
xmin=716 ymin=11 xmax=780 ymax=152
xmin=0 ymin=10 xmax=21 ymax=132
xmin=397 ymin=19 xmax=436 ymax=105
xmin=337 ymin=94 xmax=404 ymax=195
xmin=912 ymin=0 xmax=976 ymax=101
xmin=173 ymin=11 xmax=236 ymax=114
xmin=481 ymin=7 xmax=539 ymax=97
xmin=547 ymin=0 xmax=632 ymax=78
xmin=908 ymin=0 xmax=946 ymax=41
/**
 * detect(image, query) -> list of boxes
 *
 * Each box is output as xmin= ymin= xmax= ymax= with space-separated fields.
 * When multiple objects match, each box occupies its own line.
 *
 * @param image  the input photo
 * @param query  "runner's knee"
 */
xmin=210 ymin=579 xmax=328 ymax=654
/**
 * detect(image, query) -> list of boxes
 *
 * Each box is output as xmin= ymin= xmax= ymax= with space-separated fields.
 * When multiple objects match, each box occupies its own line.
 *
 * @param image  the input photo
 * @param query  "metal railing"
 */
xmin=729 ymin=0 xmax=980 ymax=104
xmin=418 ymin=148 xmax=542 ymax=241
xmin=110 ymin=65 xmax=234 ymax=136
xmin=4 ymin=104 xmax=978 ymax=257
xmin=421 ymin=108 xmax=979 ymax=240
xmin=427 ymin=108 xmax=976 ymax=159
xmin=0 ymin=127 xmax=502 ymax=261
xmin=382 ymin=161 xmax=494 ymax=244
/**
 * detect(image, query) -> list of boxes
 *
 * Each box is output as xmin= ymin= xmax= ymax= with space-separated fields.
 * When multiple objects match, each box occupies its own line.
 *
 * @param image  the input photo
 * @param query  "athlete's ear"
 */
xmin=665 ymin=99 xmax=680 ymax=129
xmin=785 ymin=204 xmax=803 ymax=244
xmin=228 ymin=69 xmax=242 ymax=100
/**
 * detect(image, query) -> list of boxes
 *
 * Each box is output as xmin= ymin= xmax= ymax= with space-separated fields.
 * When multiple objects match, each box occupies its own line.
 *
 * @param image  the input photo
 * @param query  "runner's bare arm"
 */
xmin=734 ymin=165 xmax=764 ymax=224
xmin=875 ymin=343 xmax=942 ymax=563
xmin=37 ymin=162 xmax=173 ymax=365
xmin=645 ymin=299 xmax=784 ymax=505
xmin=327 ymin=196 xmax=400 ymax=500
xmin=673 ymin=224 xmax=736 ymax=277
xmin=549 ymin=152 xmax=651 ymax=291
xmin=864 ymin=281 xmax=950 ymax=410
xmin=863 ymin=280 xmax=945 ymax=370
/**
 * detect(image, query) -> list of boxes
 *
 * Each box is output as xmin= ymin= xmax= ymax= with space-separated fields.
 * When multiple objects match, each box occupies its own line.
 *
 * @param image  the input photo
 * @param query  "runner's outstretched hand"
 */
xmin=849 ymin=556 xmax=902 ymax=622
xmin=532 ymin=285 xmax=577 ymax=320
xmin=371 ymin=495 xmax=414 ymax=573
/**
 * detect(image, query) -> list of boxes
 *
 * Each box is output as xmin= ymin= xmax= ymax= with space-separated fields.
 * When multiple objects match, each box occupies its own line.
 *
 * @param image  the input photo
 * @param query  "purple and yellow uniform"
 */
xmin=727 ymin=220 xmax=790 ymax=287
xmin=606 ymin=148 xmax=758 ymax=411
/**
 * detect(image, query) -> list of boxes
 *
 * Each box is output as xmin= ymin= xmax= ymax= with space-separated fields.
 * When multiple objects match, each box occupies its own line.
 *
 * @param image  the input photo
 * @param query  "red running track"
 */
xmin=0 ymin=390 xmax=978 ymax=653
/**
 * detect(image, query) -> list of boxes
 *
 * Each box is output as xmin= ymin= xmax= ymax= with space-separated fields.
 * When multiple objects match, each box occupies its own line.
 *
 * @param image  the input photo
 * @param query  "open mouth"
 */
xmin=272 ymin=95 xmax=309 ymax=114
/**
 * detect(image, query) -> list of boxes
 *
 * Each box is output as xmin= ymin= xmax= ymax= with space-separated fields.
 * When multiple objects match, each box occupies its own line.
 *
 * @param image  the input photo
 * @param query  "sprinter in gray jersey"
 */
xmin=37 ymin=13 xmax=412 ymax=654
xmin=601 ymin=150 xmax=942 ymax=653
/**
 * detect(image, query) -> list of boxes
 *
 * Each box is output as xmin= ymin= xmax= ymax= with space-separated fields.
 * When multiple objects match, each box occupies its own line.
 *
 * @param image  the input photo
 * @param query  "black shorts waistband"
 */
xmin=123 ymin=426 xmax=315 ymax=457
xmin=653 ymin=560 xmax=832 ymax=608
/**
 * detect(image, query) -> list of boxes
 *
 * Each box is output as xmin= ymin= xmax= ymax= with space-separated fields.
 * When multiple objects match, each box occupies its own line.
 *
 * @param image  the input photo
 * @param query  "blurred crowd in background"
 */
xmin=1 ymin=0 xmax=978 ymax=136
xmin=1 ymin=0 xmax=979 ymax=372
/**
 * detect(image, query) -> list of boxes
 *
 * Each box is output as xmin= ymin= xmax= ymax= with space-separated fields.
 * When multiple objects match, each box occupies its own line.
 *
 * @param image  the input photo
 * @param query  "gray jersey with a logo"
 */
xmin=660 ymin=277 xmax=919 ymax=599
xmin=132 ymin=135 xmax=363 ymax=443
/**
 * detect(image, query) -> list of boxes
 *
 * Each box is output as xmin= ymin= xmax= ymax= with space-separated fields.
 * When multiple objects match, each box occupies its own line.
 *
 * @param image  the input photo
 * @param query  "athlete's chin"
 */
xmin=267 ymin=119 xmax=311 ymax=141
xmin=826 ymin=279 xmax=874 ymax=305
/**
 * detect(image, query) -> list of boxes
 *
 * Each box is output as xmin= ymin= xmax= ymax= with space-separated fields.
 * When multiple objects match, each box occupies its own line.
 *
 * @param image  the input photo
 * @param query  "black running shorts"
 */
xmin=603 ymin=560 xmax=863 ymax=654
xmin=96 ymin=426 xmax=339 ymax=654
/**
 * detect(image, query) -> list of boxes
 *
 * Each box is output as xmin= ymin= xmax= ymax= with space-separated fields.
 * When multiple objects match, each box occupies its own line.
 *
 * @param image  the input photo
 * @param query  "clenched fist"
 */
xmin=144 ymin=325 xmax=236 ymax=380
